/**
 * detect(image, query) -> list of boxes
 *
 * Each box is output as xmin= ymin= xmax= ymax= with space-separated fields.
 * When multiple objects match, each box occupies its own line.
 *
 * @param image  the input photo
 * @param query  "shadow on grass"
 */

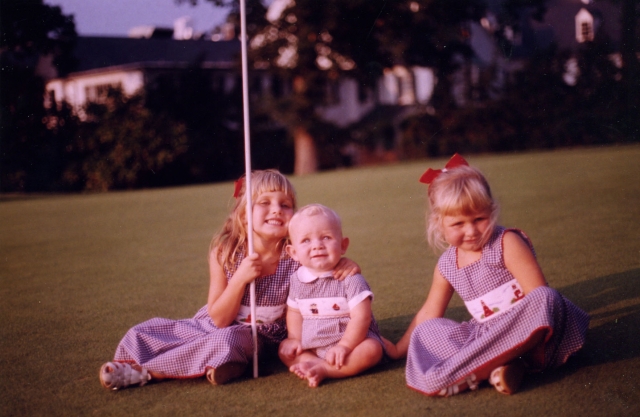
xmin=559 ymin=268 xmax=640 ymax=368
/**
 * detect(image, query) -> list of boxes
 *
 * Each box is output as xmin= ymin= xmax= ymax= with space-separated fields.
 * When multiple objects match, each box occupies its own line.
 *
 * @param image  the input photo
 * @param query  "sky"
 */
xmin=44 ymin=0 xmax=230 ymax=37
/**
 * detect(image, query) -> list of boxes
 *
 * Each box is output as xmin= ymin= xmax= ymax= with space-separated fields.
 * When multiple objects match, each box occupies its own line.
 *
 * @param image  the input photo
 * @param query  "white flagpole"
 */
xmin=238 ymin=0 xmax=259 ymax=379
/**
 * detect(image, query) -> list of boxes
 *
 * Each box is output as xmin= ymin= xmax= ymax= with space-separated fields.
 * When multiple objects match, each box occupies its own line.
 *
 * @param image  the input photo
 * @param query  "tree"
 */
xmin=399 ymin=37 xmax=636 ymax=158
xmin=62 ymin=89 xmax=189 ymax=191
xmin=144 ymin=62 xmax=246 ymax=184
xmin=185 ymin=0 xmax=485 ymax=174
xmin=0 ymin=0 xmax=77 ymax=191
xmin=187 ymin=0 xmax=558 ymax=174
xmin=254 ymin=0 xmax=497 ymax=174
xmin=606 ymin=0 xmax=639 ymax=138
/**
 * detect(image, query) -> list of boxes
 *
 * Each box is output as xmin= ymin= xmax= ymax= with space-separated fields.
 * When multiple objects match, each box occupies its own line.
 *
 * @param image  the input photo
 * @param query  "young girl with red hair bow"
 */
xmin=385 ymin=155 xmax=589 ymax=396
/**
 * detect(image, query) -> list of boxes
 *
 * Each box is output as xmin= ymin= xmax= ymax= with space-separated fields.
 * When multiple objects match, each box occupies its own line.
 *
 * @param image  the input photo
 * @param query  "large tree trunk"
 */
xmin=292 ymin=125 xmax=318 ymax=175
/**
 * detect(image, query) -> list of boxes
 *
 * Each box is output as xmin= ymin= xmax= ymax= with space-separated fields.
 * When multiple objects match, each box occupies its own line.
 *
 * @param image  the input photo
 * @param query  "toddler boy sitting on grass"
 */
xmin=278 ymin=204 xmax=385 ymax=387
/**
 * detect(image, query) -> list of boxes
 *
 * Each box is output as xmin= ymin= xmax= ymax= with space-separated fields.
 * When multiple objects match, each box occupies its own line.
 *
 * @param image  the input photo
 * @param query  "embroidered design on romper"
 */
xmin=511 ymin=284 xmax=525 ymax=303
xmin=481 ymin=300 xmax=498 ymax=319
xmin=310 ymin=303 xmax=319 ymax=315
xmin=242 ymin=314 xmax=264 ymax=324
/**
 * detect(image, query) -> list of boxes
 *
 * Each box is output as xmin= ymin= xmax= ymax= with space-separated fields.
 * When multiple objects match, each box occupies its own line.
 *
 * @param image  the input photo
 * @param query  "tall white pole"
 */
xmin=239 ymin=0 xmax=259 ymax=378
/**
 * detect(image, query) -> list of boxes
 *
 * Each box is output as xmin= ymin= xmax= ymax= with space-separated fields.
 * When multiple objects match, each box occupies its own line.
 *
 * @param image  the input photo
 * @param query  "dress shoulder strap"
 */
xmin=503 ymin=228 xmax=537 ymax=258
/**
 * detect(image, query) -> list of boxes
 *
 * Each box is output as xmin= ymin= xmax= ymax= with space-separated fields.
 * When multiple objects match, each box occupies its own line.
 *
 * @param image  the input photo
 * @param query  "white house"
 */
xmin=45 ymin=35 xmax=240 ymax=117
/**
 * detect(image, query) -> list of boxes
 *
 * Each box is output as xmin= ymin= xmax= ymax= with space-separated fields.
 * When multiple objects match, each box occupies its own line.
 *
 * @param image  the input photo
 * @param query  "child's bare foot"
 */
xmin=206 ymin=362 xmax=246 ymax=385
xmin=290 ymin=360 xmax=329 ymax=387
xmin=290 ymin=361 xmax=315 ymax=380
xmin=305 ymin=363 xmax=329 ymax=388
xmin=489 ymin=359 xmax=525 ymax=395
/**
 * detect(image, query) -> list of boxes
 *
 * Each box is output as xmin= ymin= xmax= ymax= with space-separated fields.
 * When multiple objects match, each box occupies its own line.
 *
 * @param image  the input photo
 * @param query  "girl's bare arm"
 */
xmin=503 ymin=231 xmax=547 ymax=294
xmin=387 ymin=267 xmax=453 ymax=359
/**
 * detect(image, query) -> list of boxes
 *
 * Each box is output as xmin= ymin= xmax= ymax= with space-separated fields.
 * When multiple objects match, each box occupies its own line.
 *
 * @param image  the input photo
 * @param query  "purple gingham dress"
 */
xmin=406 ymin=227 xmax=589 ymax=395
xmin=112 ymin=251 xmax=299 ymax=378
xmin=287 ymin=268 xmax=384 ymax=359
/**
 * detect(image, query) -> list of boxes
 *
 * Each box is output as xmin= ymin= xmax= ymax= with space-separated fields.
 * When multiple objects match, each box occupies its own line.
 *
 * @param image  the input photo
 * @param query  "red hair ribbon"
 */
xmin=233 ymin=178 xmax=244 ymax=198
xmin=419 ymin=153 xmax=468 ymax=184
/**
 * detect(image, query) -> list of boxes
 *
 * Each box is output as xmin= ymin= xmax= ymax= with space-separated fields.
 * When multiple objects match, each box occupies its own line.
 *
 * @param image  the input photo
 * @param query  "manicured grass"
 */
xmin=1 ymin=145 xmax=639 ymax=416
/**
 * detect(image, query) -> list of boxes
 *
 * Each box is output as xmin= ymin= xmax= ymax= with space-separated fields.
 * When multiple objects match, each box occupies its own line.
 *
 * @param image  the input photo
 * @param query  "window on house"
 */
xmin=85 ymin=82 xmax=122 ymax=102
xmin=575 ymin=9 xmax=595 ymax=43
xmin=581 ymin=22 xmax=593 ymax=42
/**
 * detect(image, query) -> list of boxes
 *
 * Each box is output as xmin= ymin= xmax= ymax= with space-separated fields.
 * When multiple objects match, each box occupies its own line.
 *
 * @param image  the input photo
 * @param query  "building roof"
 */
xmin=70 ymin=36 xmax=241 ymax=75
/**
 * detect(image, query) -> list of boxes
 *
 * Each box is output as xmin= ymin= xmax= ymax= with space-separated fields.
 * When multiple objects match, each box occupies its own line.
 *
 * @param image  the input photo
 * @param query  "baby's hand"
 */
xmin=279 ymin=338 xmax=302 ymax=360
xmin=325 ymin=344 xmax=352 ymax=369
xmin=332 ymin=257 xmax=360 ymax=281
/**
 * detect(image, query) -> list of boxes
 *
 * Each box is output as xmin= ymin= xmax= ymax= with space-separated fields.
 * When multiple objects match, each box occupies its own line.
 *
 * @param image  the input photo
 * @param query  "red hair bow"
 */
xmin=233 ymin=178 xmax=244 ymax=198
xmin=419 ymin=153 xmax=468 ymax=184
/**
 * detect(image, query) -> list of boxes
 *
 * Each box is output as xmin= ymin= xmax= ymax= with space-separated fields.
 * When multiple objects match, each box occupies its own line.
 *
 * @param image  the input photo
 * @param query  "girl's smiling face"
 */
xmin=442 ymin=210 xmax=491 ymax=252
xmin=251 ymin=191 xmax=294 ymax=240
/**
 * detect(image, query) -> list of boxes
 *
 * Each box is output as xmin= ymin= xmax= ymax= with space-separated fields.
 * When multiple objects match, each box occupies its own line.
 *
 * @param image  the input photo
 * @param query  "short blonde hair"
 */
xmin=289 ymin=204 xmax=342 ymax=238
xmin=211 ymin=169 xmax=297 ymax=272
xmin=426 ymin=165 xmax=499 ymax=251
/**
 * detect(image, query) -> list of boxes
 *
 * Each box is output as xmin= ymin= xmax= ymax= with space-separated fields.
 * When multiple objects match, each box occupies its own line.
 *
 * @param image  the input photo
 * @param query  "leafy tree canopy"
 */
xmin=0 ymin=0 xmax=77 ymax=74
xmin=182 ymin=0 xmax=549 ymax=174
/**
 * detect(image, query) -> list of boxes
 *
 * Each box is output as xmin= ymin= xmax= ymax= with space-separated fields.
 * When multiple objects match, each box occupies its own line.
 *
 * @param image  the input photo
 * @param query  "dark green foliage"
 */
xmin=1 ymin=0 xmax=255 ymax=192
xmin=399 ymin=41 xmax=639 ymax=159
xmin=144 ymin=66 xmax=245 ymax=186
xmin=2 ymin=0 xmax=636 ymax=191
xmin=60 ymin=89 xmax=189 ymax=191
xmin=248 ymin=0 xmax=488 ymax=126
xmin=0 ymin=0 xmax=77 ymax=75
xmin=0 ymin=0 xmax=77 ymax=192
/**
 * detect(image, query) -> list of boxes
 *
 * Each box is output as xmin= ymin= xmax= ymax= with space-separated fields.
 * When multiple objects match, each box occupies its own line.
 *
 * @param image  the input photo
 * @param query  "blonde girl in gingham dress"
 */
xmin=99 ymin=171 xmax=359 ymax=390
xmin=384 ymin=155 xmax=589 ymax=396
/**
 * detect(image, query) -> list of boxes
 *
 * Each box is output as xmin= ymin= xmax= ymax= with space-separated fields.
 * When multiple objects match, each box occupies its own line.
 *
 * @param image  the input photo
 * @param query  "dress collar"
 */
xmin=297 ymin=266 xmax=334 ymax=283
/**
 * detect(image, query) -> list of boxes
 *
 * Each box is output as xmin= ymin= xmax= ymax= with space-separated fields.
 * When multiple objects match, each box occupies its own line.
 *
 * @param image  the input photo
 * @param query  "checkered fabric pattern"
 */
xmin=288 ymin=272 xmax=384 ymax=359
xmin=405 ymin=227 xmax=589 ymax=395
xmin=112 ymin=251 xmax=299 ymax=378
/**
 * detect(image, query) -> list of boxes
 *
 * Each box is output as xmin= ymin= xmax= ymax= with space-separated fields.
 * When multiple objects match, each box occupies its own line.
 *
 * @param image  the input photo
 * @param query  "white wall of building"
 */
xmin=46 ymin=70 xmax=145 ymax=110
xmin=317 ymin=78 xmax=376 ymax=128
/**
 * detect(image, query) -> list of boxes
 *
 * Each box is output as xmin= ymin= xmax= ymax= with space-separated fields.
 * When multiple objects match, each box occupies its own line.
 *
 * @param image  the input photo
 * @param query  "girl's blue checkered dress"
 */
xmin=112 ymin=252 xmax=299 ymax=378
xmin=406 ymin=227 xmax=589 ymax=395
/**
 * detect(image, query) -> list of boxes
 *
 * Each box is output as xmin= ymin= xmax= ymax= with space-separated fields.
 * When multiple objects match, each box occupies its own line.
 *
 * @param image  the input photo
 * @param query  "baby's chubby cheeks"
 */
xmin=286 ymin=204 xmax=350 ymax=276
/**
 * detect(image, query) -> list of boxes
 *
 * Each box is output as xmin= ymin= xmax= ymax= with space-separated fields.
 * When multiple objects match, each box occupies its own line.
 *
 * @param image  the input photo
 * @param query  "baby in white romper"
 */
xmin=278 ymin=204 xmax=385 ymax=387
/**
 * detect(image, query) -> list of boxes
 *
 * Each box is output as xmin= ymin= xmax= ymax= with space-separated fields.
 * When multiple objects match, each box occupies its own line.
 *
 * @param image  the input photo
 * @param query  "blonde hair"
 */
xmin=210 ymin=169 xmax=297 ymax=272
xmin=426 ymin=165 xmax=499 ymax=251
xmin=289 ymin=204 xmax=342 ymax=238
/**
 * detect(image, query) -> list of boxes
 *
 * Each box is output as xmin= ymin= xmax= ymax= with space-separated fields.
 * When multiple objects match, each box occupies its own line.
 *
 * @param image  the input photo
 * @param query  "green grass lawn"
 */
xmin=1 ymin=145 xmax=639 ymax=416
